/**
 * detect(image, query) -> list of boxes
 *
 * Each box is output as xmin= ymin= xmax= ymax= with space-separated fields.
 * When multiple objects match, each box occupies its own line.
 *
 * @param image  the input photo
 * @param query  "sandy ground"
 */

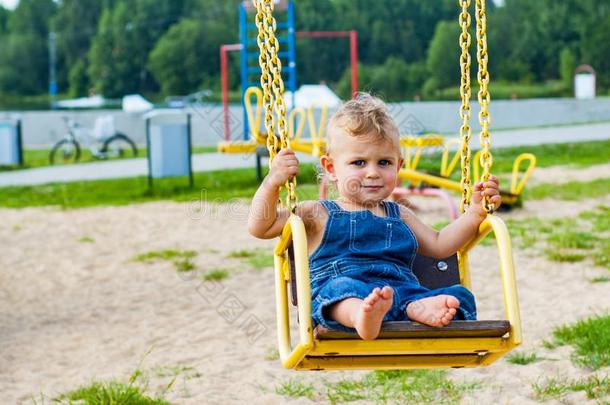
xmin=1 ymin=163 xmax=609 ymax=404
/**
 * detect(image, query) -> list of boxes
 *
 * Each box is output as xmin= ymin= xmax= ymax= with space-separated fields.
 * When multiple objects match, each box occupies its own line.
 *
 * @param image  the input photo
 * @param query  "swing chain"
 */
xmin=475 ymin=0 xmax=494 ymax=214
xmin=458 ymin=0 xmax=473 ymax=213
xmin=253 ymin=0 xmax=297 ymax=212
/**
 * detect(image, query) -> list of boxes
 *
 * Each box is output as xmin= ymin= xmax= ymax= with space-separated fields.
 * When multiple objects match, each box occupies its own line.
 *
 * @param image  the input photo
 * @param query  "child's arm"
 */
xmin=248 ymin=148 xmax=299 ymax=239
xmin=401 ymin=176 xmax=502 ymax=258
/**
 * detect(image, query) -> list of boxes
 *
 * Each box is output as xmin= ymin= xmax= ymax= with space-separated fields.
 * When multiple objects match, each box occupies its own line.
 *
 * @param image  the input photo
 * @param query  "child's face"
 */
xmin=321 ymin=130 xmax=402 ymax=206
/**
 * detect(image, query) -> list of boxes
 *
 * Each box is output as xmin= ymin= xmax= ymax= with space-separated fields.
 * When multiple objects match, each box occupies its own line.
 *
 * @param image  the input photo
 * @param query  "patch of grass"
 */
xmin=227 ymin=249 xmax=257 ymax=258
xmin=580 ymin=205 xmax=610 ymax=233
xmin=525 ymin=177 xmax=610 ymax=201
xmin=275 ymin=379 xmax=315 ymax=400
xmin=506 ymin=209 xmax=610 ymax=269
xmin=55 ymin=381 xmax=170 ymax=405
xmin=202 ymin=268 xmax=230 ymax=281
xmin=550 ymin=314 xmax=610 ymax=370
xmin=264 ymin=346 xmax=279 ymax=361
xmin=78 ymin=236 xmax=95 ymax=243
xmin=544 ymin=249 xmax=586 ymax=262
xmin=134 ymin=249 xmax=197 ymax=273
xmin=154 ymin=364 xmax=201 ymax=380
xmin=589 ymin=275 xmax=610 ymax=283
xmin=532 ymin=377 xmax=571 ymax=401
xmin=533 ymin=375 xmax=610 ymax=402
xmin=505 ymin=352 xmax=541 ymax=365
xmin=275 ymin=370 xmax=478 ymax=404
xmin=227 ymin=248 xmax=273 ymax=270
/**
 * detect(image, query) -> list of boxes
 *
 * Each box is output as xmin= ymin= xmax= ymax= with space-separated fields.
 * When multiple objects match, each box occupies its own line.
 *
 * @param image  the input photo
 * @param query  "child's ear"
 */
xmin=320 ymin=154 xmax=337 ymax=182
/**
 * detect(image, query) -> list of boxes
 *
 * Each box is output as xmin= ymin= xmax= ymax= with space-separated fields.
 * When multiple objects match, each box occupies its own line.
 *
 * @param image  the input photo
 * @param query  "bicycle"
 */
xmin=49 ymin=115 xmax=138 ymax=164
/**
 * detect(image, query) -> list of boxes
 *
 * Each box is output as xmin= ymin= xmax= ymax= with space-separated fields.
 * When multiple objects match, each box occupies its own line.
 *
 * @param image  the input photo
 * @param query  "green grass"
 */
xmin=533 ymin=375 xmax=610 ymax=402
xmin=504 ymin=206 xmax=610 ymax=269
xmin=78 ymin=236 xmax=95 ymax=243
xmin=227 ymin=248 xmax=273 ymax=270
xmin=275 ymin=379 xmax=316 ymax=400
xmin=134 ymin=249 xmax=197 ymax=273
xmin=275 ymin=370 xmax=478 ymax=404
xmin=54 ymin=381 xmax=170 ymax=405
xmin=264 ymin=346 xmax=280 ymax=361
xmin=202 ymin=268 xmax=230 ymax=281
xmin=505 ymin=352 xmax=541 ymax=365
xmin=549 ymin=314 xmax=610 ymax=370
xmin=589 ymin=275 xmax=610 ymax=283
xmin=525 ymin=177 xmax=610 ymax=201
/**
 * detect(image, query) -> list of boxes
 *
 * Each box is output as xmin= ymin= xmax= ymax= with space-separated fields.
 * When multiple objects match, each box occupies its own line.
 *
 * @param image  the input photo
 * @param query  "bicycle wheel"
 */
xmin=101 ymin=133 xmax=138 ymax=159
xmin=49 ymin=139 xmax=81 ymax=164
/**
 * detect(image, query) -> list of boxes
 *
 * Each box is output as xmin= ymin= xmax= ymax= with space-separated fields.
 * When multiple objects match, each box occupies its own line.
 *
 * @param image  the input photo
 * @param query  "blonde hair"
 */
xmin=327 ymin=92 xmax=400 ymax=152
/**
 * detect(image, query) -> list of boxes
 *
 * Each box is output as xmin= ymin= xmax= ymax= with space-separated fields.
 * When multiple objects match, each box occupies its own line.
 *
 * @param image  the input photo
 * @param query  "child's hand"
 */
xmin=471 ymin=175 xmax=501 ymax=215
xmin=267 ymin=148 xmax=299 ymax=188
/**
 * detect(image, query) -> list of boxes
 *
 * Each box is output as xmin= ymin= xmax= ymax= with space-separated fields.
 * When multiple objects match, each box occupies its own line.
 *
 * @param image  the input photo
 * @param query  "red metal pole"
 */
xmin=221 ymin=45 xmax=230 ymax=141
xmin=350 ymin=30 xmax=359 ymax=98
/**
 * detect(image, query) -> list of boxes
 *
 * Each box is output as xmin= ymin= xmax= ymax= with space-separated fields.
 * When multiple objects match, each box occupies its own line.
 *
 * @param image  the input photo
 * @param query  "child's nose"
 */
xmin=365 ymin=168 xmax=380 ymax=178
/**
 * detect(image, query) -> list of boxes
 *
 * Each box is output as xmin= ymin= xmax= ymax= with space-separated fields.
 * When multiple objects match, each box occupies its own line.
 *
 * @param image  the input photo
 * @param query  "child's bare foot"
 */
xmin=406 ymin=295 xmax=459 ymax=327
xmin=352 ymin=286 xmax=393 ymax=340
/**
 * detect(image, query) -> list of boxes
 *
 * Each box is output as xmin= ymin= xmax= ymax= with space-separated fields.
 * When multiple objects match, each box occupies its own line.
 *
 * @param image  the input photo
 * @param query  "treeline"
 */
xmin=0 ymin=0 xmax=609 ymax=105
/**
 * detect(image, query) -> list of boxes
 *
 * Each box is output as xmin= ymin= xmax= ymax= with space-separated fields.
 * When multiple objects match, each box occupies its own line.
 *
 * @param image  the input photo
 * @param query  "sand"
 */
xmin=1 ymin=162 xmax=609 ymax=404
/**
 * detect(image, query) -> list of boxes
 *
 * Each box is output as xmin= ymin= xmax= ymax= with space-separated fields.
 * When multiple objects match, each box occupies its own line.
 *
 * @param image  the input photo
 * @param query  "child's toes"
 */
xmin=448 ymin=307 xmax=457 ymax=316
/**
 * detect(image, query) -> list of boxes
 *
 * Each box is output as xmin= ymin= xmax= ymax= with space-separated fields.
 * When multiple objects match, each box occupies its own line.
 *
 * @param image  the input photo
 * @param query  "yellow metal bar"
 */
xmin=217 ymin=141 xmax=258 ymax=154
xmin=275 ymin=215 xmax=315 ymax=369
xmin=461 ymin=216 xmax=523 ymax=347
xmin=399 ymin=168 xmax=462 ymax=192
xmin=289 ymin=108 xmax=306 ymax=141
xmin=311 ymin=336 xmax=510 ymax=356
xmin=297 ymin=354 xmax=485 ymax=370
xmin=244 ymin=86 xmax=265 ymax=144
xmin=511 ymin=153 xmax=536 ymax=194
xmin=441 ymin=139 xmax=462 ymax=177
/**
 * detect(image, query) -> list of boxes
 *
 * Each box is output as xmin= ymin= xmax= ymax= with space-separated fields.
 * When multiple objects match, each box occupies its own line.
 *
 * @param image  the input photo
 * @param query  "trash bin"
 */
xmin=144 ymin=111 xmax=193 ymax=188
xmin=0 ymin=119 xmax=23 ymax=166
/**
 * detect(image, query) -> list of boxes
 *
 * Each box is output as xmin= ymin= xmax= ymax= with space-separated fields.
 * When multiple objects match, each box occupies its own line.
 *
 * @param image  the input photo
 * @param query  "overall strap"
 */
xmin=320 ymin=200 xmax=342 ymax=214
xmin=384 ymin=201 xmax=403 ymax=219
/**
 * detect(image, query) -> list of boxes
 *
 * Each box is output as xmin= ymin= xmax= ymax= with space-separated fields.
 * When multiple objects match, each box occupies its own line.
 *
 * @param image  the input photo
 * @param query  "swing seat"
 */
xmin=274 ymin=214 xmax=522 ymax=371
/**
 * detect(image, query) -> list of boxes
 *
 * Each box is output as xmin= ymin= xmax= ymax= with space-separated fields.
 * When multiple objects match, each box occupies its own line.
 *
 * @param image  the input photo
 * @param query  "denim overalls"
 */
xmin=309 ymin=200 xmax=476 ymax=332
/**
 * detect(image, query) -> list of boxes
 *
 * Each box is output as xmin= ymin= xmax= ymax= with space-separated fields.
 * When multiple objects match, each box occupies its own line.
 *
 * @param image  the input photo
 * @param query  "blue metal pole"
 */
xmin=239 ymin=3 xmax=250 ymax=141
xmin=287 ymin=0 xmax=297 ymax=110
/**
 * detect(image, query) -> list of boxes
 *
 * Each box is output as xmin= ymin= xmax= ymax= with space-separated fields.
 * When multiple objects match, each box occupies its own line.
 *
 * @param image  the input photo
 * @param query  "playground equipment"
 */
xmin=220 ymin=0 xmax=358 ymax=143
xmin=252 ymin=0 xmax=522 ymax=370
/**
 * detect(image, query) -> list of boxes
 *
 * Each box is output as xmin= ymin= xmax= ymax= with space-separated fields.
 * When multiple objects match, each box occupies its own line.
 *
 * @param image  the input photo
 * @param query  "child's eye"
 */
xmin=379 ymin=160 xmax=392 ymax=166
xmin=351 ymin=160 xmax=365 ymax=166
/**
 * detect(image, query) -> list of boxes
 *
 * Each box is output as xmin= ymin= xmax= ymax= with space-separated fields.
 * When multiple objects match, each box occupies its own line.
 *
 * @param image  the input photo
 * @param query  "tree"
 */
xmin=148 ymin=19 xmax=209 ymax=95
xmin=0 ymin=0 xmax=56 ymax=95
xmin=51 ymin=0 xmax=103 ymax=96
xmin=426 ymin=20 xmax=461 ymax=91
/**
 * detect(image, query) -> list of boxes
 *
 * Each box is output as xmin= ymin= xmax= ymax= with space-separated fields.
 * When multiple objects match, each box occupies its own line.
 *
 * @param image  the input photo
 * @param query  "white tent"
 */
xmin=122 ymin=94 xmax=154 ymax=113
xmin=284 ymin=84 xmax=342 ymax=110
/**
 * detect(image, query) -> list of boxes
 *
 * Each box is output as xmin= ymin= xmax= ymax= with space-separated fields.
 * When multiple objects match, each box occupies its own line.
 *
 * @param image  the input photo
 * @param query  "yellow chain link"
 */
xmin=458 ymin=0 xmax=473 ymax=213
xmin=475 ymin=0 xmax=494 ymax=213
xmin=253 ymin=0 xmax=297 ymax=212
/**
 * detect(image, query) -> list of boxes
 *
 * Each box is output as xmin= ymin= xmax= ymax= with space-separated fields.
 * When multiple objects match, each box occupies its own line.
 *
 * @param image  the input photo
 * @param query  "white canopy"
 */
xmin=284 ymin=84 xmax=342 ymax=110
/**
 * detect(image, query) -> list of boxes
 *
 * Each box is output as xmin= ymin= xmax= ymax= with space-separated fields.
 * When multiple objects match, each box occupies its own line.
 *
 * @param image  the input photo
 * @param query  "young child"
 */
xmin=248 ymin=93 xmax=501 ymax=340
